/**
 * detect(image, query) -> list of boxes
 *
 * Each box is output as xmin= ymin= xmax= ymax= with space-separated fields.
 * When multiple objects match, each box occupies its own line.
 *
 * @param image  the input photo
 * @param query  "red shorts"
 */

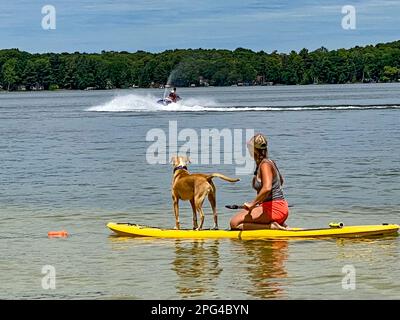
xmin=262 ymin=199 xmax=289 ymax=225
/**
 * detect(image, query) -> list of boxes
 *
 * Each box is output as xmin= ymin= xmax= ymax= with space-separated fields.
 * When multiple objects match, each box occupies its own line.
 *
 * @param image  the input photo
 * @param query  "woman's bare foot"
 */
xmin=282 ymin=223 xmax=292 ymax=230
xmin=270 ymin=222 xmax=288 ymax=230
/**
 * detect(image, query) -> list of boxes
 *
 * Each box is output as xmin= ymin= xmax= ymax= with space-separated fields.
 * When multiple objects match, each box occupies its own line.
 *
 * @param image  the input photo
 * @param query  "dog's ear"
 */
xmin=170 ymin=156 xmax=177 ymax=165
xmin=185 ymin=156 xmax=191 ymax=164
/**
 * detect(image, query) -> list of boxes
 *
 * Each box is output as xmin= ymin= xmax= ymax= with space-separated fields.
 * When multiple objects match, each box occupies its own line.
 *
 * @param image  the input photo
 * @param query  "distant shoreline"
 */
xmin=1 ymin=81 xmax=400 ymax=94
xmin=1 ymin=40 xmax=399 ymax=91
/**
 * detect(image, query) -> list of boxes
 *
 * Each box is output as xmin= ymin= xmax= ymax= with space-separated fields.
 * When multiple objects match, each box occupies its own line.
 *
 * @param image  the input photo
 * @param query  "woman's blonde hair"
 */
xmin=247 ymin=133 xmax=268 ymax=150
xmin=247 ymin=134 xmax=268 ymax=159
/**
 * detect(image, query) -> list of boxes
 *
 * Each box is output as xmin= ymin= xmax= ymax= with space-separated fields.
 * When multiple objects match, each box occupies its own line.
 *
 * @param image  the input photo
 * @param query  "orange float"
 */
xmin=48 ymin=230 xmax=69 ymax=238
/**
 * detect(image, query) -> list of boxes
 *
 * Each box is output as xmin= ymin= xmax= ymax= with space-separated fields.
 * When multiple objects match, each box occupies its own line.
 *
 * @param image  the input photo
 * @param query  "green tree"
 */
xmin=382 ymin=66 xmax=399 ymax=82
xmin=34 ymin=58 xmax=53 ymax=89
xmin=281 ymin=51 xmax=304 ymax=84
xmin=2 ymin=59 xmax=18 ymax=90
xmin=263 ymin=54 xmax=282 ymax=84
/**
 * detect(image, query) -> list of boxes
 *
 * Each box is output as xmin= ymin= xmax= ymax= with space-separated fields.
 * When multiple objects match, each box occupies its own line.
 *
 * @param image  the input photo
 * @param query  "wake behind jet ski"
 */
xmin=157 ymin=87 xmax=181 ymax=105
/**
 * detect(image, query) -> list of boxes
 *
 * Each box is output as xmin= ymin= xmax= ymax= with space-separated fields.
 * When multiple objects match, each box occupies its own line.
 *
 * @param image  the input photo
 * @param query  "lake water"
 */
xmin=0 ymin=83 xmax=399 ymax=299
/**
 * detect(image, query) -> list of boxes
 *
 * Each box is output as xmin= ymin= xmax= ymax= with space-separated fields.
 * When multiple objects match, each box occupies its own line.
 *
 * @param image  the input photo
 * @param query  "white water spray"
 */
xmin=87 ymin=93 xmax=400 ymax=112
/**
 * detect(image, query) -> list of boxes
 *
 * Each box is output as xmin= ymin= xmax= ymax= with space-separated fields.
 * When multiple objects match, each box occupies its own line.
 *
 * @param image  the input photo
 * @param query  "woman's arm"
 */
xmin=251 ymin=175 xmax=257 ymax=190
xmin=271 ymin=160 xmax=284 ymax=185
xmin=244 ymin=162 xmax=273 ymax=211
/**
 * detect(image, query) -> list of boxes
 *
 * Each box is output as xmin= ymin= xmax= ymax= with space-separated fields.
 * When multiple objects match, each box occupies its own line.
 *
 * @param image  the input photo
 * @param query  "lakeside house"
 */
xmin=30 ymin=83 xmax=44 ymax=91
xmin=199 ymin=76 xmax=210 ymax=87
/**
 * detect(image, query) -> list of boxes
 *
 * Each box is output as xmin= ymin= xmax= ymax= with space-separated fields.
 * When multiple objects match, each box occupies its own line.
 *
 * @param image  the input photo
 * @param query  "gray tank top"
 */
xmin=253 ymin=159 xmax=284 ymax=201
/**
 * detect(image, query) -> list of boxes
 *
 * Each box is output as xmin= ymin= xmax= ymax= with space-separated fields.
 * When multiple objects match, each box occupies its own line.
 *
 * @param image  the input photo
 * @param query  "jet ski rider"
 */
xmin=168 ymin=87 xmax=179 ymax=103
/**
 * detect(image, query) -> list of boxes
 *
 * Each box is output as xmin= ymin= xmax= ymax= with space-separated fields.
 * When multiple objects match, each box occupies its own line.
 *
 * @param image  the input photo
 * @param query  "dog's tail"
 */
xmin=207 ymin=173 xmax=240 ymax=183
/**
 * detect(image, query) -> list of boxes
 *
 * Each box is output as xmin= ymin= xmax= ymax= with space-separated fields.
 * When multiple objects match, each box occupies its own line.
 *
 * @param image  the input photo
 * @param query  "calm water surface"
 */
xmin=0 ymin=84 xmax=399 ymax=299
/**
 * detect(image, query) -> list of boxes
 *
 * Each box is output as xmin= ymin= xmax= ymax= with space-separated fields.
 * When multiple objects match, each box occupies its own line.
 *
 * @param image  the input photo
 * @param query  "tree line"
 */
xmin=1 ymin=40 xmax=399 ymax=91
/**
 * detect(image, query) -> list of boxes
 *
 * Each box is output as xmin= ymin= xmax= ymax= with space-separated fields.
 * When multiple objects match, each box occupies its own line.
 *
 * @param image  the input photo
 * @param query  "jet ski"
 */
xmin=157 ymin=96 xmax=181 ymax=106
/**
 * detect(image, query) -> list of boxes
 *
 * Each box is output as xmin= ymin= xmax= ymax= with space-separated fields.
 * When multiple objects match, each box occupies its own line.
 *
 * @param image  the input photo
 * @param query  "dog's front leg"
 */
xmin=198 ymin=207 xmax=205 ymax=230
xmin=172 ymin=195 xmax=180 ymax=230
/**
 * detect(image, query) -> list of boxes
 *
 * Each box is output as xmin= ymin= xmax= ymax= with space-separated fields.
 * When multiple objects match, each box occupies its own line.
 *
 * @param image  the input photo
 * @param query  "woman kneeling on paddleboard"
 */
xmin=230 ymin=134 xmax=289 ymax=230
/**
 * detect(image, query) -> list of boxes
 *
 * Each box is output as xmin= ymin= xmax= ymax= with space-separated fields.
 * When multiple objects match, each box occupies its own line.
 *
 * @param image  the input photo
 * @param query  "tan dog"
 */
xmin=171 ymin=156 xmax=240 ymax=230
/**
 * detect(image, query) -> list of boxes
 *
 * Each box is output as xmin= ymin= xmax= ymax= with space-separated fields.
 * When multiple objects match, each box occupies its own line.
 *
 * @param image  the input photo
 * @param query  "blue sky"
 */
xmin=0 ymin=0 xmax=399 ymax=53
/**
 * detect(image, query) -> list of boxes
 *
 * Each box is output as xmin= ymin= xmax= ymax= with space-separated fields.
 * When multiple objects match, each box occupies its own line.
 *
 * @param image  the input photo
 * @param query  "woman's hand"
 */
xmin=243 ymin=202 xmax=256 ymax=213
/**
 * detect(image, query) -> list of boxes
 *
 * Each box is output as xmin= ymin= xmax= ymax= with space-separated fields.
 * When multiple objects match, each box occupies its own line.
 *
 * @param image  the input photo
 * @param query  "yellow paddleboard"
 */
xmin=107 ymin=222 xmax=399 ymax=240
